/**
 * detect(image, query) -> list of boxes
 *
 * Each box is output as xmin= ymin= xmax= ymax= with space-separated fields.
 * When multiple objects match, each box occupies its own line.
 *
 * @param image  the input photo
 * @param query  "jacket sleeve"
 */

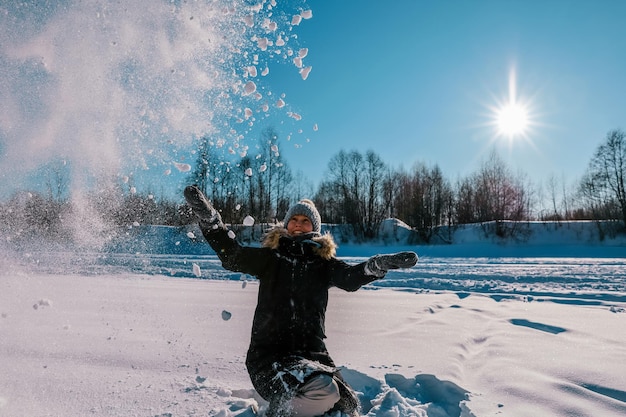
xmin=199 ymin=226 xmax=271 ymax=277
xmin=327 ymin=258 xmax=379 ymax=292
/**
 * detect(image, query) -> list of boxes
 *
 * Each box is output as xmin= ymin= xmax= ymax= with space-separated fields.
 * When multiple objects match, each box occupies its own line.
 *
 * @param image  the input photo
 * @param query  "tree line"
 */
xmin=1 ymin=128 xmax=625 ymax=244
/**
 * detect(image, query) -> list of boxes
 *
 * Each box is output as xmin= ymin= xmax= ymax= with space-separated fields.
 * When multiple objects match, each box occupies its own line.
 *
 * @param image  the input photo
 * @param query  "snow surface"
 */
xmin=1 ymin=221 xmax=625 ymax=417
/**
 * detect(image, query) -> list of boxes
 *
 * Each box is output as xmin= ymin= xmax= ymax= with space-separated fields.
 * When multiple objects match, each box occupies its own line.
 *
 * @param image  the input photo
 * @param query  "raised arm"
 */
xmin=184 ymin=185 xmax=270 ymax=276
xmin=329 ymin=251 xmax=418 ymax=291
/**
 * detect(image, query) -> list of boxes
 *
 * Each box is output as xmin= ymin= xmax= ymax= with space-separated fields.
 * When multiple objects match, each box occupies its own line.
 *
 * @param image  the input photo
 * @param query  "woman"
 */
xmin=184 ymin=185 xmax=417 ymax=417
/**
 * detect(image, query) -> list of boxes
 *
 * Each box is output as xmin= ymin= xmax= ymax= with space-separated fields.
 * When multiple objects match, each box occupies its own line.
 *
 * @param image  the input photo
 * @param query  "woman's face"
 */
xmin=287 ymin=214 xmax=313 ymax=236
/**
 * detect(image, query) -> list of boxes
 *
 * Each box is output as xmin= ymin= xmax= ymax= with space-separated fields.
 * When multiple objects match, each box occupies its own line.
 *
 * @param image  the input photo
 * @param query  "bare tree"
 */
xmin=321 ymin=149 xmax=387 ymax=239
xmin=393 ymin=162 xmax=453 ymax=241
xmin=42 ymin=158 xmax=71 ymax=203
xmin=363 ymin=150 xmax=388 ymax=237
xmin=289 ymin=170 xmax=314 ymax=203
xmin=542 ymin=174 xmax=575 ymax=221
xmin=580 ymin=129 xmax=626 ymax=224
xmin=455 ymin=150 xmax=532 ymax=238
xmin=314 ymin=180 xmax=341 ymax=224
xmin=254 ymin=127 xmax=288 ymax=222
xmin=381 ymin=166 xmax=400 ymax=219
xmin=454 ymin=175 xmax=476 ymax=225
xmin=272 ymin=163 xmax=294 ymax=222
xmin=324 ymin=150 xmax=361 ymax=227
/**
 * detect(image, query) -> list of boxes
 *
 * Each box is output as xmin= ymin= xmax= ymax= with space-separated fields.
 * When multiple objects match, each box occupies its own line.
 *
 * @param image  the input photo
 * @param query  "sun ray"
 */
xmin=495 ymin=69 xmax=528 ymax=138
xmin=483 ymin=67 xmax=541 ymax=152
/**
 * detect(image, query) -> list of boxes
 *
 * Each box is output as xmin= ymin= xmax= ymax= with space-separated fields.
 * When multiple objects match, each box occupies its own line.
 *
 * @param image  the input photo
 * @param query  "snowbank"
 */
xmin=106 ymin=219 xmax=626 ymax=258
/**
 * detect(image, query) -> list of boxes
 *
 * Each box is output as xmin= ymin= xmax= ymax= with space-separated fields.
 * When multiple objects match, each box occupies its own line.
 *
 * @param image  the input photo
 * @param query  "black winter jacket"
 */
xmin=199 ymin=226 xmax=378 ymax=401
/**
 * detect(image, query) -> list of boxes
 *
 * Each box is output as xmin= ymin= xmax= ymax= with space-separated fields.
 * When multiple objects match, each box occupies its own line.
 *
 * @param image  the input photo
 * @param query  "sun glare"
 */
xmin=496 ymin=102 xmax=528 ymax=137
xmin=488 ymin=68 xmax=536 ymax=144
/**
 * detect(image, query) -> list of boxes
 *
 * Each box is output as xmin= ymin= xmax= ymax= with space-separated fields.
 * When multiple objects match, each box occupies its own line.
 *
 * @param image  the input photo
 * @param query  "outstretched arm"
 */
xmin=329 ymin=251 xmax=418 ymax=291
xmin=363 ymin=251 xmax=418 ymax=278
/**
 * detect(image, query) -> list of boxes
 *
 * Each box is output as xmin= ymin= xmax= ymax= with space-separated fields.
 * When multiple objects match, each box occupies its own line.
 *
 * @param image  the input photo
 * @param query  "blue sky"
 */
xmin=1 ymin=0 xmax=625 ymax=201
xmin=262 ymin=0 xmax=626 ymax=191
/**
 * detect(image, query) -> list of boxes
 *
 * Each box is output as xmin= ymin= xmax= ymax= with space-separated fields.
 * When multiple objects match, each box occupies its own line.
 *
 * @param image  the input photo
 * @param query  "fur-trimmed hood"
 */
xmin=262 ymin=227 xmax=337 ymax=260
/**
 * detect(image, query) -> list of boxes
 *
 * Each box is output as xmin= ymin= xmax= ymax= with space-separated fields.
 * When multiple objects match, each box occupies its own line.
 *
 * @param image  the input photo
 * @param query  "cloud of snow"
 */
xmin=2 ymin=2 xmax=219 ymax=182
xmin=0 ymin=0 xmax=313 ymax=198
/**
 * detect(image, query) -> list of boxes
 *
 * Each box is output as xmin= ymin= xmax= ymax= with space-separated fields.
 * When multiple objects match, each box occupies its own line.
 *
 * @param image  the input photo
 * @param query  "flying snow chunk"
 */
xmin=243 ymin=81 xmax=257 ymax=96
xmin=313 ymin=124 xmax=319 ymax=131
xmin=192 ymin=263 xmax=201 ymax=278
xmin=245 ymin=168 xmax=253 ymax=177
xmin=228 ymin=230 xmax=236 ymax=239
xmin=243 ymin=215 xmax=255 ymax=226
xmin=300 ymin=66 xmax=312 ymax=80
xmin=291 ymin=10 xmax=312 ymax=26
xmin=256 ymin=37 xmax=269 ymax=51
xmin=276 ymin=98 xmax=286 ymax=108
xmin=222 ymin=310 xmax=232 ymax=321
xmin=187 ymin=231 xmax=196 ymax=239
xmin=288 ymin=112 xmax=302 ymax=121
xmin=174 ymin=162 xmax=192 ymax=172
xmin=259 ymin=163 xmax=267 ymax=172
xmin=271 ymin=144 xmax=279 ymax=153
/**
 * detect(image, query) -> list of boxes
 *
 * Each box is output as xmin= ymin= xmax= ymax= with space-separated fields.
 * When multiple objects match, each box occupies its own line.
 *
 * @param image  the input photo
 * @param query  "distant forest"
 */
xmin=1 ymin=128 xmax=625 ymax=244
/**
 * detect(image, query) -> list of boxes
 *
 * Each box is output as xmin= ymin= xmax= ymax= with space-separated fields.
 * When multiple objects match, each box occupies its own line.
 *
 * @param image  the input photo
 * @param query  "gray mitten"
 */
xmin=364 ymin=251 xmax=418 ymax=277
xmin=184 ymin=185 xmax=224 ymax=230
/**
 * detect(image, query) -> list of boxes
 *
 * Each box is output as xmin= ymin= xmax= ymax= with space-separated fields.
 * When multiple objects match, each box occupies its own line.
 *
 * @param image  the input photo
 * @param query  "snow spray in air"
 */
xmin=0 ymin=1 xmax=313 ymax=247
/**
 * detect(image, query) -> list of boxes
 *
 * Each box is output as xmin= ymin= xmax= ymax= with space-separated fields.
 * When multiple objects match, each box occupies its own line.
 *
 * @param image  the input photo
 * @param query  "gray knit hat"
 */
xmin=283 ymin=199 xmax=321 ymax=234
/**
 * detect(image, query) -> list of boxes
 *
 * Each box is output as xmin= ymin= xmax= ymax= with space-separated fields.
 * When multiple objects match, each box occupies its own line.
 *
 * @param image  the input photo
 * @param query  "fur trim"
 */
xmin=262 ymin=227 xmax=337 ymax=260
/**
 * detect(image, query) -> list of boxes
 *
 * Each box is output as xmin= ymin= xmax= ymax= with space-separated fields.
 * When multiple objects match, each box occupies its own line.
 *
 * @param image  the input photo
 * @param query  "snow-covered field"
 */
xmin=1 ymin=222 xmax=625 ymax=417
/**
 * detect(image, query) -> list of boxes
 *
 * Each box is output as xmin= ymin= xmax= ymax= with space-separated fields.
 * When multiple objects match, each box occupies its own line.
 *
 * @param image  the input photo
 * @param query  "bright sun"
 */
xmin=496 ymin=102 xmax=528 ymax=137
xmin=489 ymin=68 xmax=535 ymax=142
